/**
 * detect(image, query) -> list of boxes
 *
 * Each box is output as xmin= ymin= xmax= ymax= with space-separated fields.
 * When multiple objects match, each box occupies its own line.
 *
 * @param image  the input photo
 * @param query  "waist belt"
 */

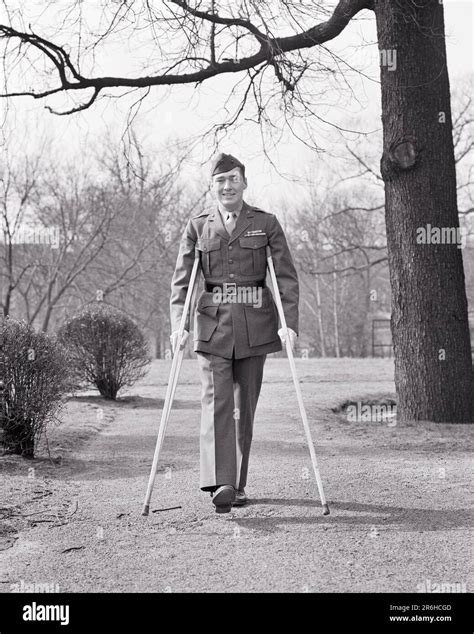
xmin=205 ymin=281 xmax=265 ymax=292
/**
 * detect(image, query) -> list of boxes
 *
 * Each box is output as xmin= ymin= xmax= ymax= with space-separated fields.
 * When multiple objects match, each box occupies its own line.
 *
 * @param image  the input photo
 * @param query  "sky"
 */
xmin=1 ymin=0 xmax=472 ymax=209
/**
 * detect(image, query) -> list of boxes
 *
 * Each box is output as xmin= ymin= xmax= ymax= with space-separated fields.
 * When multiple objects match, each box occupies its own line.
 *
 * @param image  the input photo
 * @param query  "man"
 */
xmin=170 ymin=153 xmax=299 ymax=513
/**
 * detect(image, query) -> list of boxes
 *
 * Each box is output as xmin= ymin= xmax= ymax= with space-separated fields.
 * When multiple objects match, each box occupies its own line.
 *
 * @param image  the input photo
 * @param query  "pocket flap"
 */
xmin=239 ymin=235 xmax=268 ymax=249
xmin=242 ymin=287 xmax=272 ymax=308
xmin=197 ymin=292 xmax=219 ymax=312
xmin=197 ymin=237 xmax=221 ymax=252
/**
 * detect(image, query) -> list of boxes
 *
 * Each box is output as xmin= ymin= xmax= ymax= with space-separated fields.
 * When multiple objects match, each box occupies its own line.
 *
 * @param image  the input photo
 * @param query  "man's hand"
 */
xmin=170 ymin=329 xmax=189 ymax=354
xmin=278 ymin=327 xmax=297 ymax=351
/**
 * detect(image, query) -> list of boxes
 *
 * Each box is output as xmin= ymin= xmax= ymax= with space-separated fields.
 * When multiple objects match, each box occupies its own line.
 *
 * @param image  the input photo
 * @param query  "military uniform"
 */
xmin=170 ymin=174 xmax=299 ymax=493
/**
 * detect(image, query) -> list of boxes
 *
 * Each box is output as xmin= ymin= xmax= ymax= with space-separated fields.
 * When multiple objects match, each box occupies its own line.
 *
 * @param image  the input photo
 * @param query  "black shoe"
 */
xmin=212 ymin=485 xmax=236 ymax=513
xmin=232 ymin=488 xmax=248 ymax=506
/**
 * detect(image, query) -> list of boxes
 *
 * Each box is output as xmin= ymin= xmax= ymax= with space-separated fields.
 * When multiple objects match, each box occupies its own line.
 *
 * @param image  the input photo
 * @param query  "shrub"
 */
xmin=58 ymin=302 xmax=151 ymax=400
xmin=0 ymin=317 xmax=72 ymax=458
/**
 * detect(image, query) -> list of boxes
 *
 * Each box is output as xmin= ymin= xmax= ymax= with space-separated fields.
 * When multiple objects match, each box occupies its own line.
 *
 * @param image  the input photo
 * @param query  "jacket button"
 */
xmin=228 ymin=245 xmax=233 ymax=250
xmin=203 ymin=246 xmax=207 ymax=251
xmin=229 ymin=273 xmax=235 ymax=278
xmin=228 ymin=259 xmax=233 ymax=263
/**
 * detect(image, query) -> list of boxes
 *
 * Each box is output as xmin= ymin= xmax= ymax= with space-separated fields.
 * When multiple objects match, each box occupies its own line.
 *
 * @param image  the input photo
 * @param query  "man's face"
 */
xmin=211 ymin=167 xmax=247 ymax=211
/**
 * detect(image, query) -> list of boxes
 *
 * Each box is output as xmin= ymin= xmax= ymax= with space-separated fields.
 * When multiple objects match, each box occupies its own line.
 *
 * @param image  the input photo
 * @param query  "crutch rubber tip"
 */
xmin=322 ymin=504 xmax=330 ymax=516
xmin=142 ymin=504 xmax=150 ymax=516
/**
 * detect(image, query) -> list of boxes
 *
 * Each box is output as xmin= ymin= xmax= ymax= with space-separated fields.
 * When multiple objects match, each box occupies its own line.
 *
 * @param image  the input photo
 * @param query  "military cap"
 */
xmin=210 ymin=153 xmax=245 ymax=178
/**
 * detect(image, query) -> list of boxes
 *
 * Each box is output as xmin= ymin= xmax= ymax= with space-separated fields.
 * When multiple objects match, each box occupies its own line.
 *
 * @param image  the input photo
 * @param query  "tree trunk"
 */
xmin=41 ymin=304 xmax=53 ymax=332
xmin=2 ymin=423 xmax=35 ymax=458
xmin=362 ymin=268 xmax=371 ymax=357
xmin=333 ymin=270 xmax=340 ymax=357
xmin=315 ymin=274 xmax=326 ymax=357
xmin=155 ymin=326 xmax=163 ymax=359
xmin=375 ymin=0 xmax=474 ymax=422
xmin=96 ymin=377 xmax=118 ymax=400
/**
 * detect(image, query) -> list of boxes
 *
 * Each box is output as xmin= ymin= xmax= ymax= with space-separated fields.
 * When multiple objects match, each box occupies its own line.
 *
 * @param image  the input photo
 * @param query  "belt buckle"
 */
xmin=223 ymin=282 xmax=237 ymax=298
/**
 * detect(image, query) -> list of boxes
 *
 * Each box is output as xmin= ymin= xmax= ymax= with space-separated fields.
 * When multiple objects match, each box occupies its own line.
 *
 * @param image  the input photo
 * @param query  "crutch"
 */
xmin=266 ymin=246 xmax=330 ymax=515
xmin=142 ymin=251 xmax=200 ymax=516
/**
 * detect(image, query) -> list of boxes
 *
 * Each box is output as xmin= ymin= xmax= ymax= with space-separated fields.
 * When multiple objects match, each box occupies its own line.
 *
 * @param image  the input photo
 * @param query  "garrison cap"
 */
xmin=210 ymin=153 xmax=245 ymax=178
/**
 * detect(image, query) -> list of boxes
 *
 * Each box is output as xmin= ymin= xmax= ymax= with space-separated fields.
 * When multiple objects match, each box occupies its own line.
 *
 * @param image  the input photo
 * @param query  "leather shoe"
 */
xmin=232 ymin=488 xmax=248 ymax=506
xmin=212 ymin=485 xmax=236 ymax=513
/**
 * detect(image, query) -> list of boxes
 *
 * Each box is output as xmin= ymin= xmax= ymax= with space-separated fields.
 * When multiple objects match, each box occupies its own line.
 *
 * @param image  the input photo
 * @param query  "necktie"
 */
xmin=225 ymin=211 xmax=237 ymax=235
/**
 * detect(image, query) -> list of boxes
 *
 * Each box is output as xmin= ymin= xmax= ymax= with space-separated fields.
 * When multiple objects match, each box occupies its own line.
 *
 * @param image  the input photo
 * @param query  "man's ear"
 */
xmin=243 ymin=177 xmax=248 ymax=190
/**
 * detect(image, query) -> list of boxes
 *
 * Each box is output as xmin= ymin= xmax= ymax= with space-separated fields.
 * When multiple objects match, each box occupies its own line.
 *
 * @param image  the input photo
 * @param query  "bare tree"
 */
xmin=1 ymin=160 xmax=120 ymax=331
xmin=0 ymin=1 xmax=472 ymax=421
xmin=0 ymin=131 xmax=203 ymax=340
xmin=83 ymin=135 xmax=208 ymax=356
xmin=291 ymin=183 xmax=388 ymax=357
xmin=0 ymin=146 xmax=43 ymax=317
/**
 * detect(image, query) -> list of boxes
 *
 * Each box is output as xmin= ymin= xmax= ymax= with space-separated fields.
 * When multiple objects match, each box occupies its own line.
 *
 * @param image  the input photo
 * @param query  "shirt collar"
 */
xmin=217 ymin=201 xmax=243 ymax=219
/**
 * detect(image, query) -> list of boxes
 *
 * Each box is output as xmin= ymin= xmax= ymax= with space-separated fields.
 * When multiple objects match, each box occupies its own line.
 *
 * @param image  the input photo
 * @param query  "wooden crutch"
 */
xmin=142 ymin=251 xmax=200 ymax=516
xmin=266 ymin=246 xmax=330 ymax=515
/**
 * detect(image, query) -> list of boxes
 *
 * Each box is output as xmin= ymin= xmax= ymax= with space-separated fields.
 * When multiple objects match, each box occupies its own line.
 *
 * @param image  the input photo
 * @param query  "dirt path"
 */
xmin=1 ymin=359 xmax=472 ymax=593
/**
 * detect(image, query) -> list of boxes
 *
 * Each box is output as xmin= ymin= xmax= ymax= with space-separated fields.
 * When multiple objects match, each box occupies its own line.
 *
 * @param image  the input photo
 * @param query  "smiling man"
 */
xmin=170 ymin=153 xmax=299 ymax=513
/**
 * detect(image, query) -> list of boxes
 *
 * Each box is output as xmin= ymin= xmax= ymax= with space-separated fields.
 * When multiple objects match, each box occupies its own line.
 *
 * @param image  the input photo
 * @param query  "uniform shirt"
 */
xmin=218 ymin=205 xmax=241 ymax=234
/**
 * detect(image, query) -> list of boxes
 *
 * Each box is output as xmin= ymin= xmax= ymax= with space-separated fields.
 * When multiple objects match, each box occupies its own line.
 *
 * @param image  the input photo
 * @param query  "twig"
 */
xmin=151 ymin=506 xmax=182 ymax=513
xmin=61 ymin=545 xmax=85 ymax=553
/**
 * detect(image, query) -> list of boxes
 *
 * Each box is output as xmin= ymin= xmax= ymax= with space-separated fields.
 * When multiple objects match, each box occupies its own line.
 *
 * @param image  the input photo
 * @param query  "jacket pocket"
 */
xmin=243 ymin=290 xmax=279 ymax=347
xmin=195 ymin=293 xmax=219 ymax=341
xmin=196 ymin=237 xmax=222 ymax=276
xmin=238 ymin=234 xmax=268 ymax=277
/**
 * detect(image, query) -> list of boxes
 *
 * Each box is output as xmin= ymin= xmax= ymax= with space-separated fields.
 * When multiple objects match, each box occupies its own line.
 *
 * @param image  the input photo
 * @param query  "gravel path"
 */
xmin=1 ymin=359 xmax=472 ymax=593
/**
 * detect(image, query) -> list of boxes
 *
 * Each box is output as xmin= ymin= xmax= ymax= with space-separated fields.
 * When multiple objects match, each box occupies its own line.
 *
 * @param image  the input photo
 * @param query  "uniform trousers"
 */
xmin=196 ymin=351 xmax=266 ymax=491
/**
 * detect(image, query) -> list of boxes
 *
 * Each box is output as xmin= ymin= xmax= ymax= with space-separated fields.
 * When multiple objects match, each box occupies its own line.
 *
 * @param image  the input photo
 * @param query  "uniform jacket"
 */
xmin=170 ymin=201 xmax=299 ymax=359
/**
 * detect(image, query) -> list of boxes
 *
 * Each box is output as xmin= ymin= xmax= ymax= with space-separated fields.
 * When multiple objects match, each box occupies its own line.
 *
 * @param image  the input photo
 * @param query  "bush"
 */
xmin=0 ymin=317 xmax=72 ymax=458
xmin=58 ymin=302 xmax=151 ymax=400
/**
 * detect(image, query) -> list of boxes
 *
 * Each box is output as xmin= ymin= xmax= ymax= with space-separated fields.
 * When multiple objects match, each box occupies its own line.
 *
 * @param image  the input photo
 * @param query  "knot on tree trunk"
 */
xmin=381 ymin=136 xmax=419 ymax=180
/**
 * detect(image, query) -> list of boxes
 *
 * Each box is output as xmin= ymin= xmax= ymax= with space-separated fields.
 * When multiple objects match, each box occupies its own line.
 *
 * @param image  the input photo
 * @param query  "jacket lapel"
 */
xmin=208 ymin=208 xmax=229 ymax=241
xmin=229 ymin=202 xmax=253 ymax=244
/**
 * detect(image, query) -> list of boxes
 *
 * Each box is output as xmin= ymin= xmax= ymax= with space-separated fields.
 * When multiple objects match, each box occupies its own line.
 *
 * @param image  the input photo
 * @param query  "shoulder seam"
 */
xmin=191 ymin=209 xmax=211 ymax=218
xmin=250 ymin=205 xmax=271 ymax=215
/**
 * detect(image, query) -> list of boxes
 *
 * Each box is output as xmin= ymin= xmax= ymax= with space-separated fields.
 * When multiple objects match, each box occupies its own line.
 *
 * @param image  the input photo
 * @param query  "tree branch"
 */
xmin=170 ymin=0 xmax=268 ymax=46
xmin=45 ymin=87 xmax=101 ymax=116
xmin=0 ymin=0 xmax=373 ymax=112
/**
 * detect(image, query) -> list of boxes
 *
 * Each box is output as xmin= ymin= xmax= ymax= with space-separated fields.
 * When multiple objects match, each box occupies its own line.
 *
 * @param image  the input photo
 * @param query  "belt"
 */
xmin=205 ymin=281 xmax=265 ymax=292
